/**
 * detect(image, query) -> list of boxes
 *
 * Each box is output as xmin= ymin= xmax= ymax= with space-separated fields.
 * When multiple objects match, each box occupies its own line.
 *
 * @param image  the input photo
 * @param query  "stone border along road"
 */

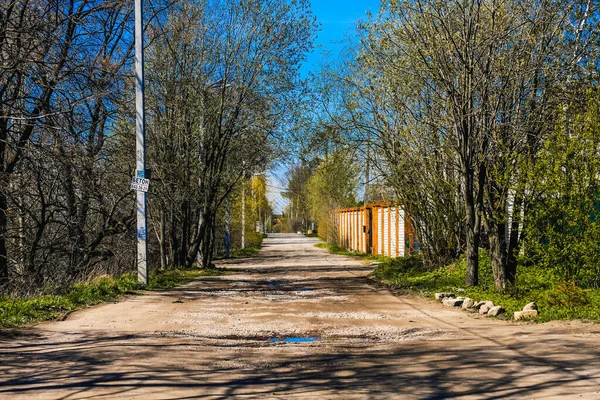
xmin=1 ymin=233 xmax=600 ymax=399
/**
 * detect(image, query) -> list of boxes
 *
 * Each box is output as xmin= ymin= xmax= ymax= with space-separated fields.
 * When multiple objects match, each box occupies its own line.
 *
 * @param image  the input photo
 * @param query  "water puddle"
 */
xmin=268 ymin=336 xmax=321 ymax=343
xmin=297 ymin=287 xmax=314 ymax=291
xmin=267 ymin=280 xmax=282 ymax=287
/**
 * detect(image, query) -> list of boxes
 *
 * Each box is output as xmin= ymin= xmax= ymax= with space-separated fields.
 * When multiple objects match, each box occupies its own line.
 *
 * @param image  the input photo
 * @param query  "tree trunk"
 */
xmin=160 ymin=207 xmax=167 ymax=270
xmin=506 ymin=194 xmax=524 ymax=285
xmin=487 ymin=219 xmax=507 ymax=292
xmin=483 ymin=178 xmax=509 ymax=292
xmin=200 ymin=214 xmax=216 ymax=269
xmin=191 ymin=211 xmax=205 ymax=268
xmin=0 ymin=181 xmax=8 ymax=283
xmin=187 ymin=208 xmax=206 ymax=268
xmin=465 ymin=210 xmax=479 ymax=286
xmin=63 ymin=157 xmax=85 ymax=274
xmin=179 ymin=200 xmax=189 ymax=267
xmin=170 ymin=210 xmax=179 ymax=268
xmin=464 ymin=170 xmax=479 ymax=286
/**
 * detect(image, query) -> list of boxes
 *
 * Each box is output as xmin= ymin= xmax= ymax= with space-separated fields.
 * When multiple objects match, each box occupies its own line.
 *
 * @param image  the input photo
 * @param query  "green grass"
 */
xmin=213 ymin=245 xmax=263 ymax=260
xmin=314 ymin=242 xmax=389 ymax=262
xmin=317 ymin=242 xmax=600 ymax=323
xmin=227 ymin=246 xmax=261 ymax=258
xmin=2 ymin=237 xmax=265 ymax=330
xmin=0 ymin=267 xmax=224 ymax=330
xmin=370 ymin=252 xmax=600 ymax=323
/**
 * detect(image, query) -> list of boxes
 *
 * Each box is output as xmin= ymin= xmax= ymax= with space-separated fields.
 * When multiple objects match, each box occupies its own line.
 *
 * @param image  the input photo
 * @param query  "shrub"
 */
xmin=543 ymin=280 xmax=590 ymax=308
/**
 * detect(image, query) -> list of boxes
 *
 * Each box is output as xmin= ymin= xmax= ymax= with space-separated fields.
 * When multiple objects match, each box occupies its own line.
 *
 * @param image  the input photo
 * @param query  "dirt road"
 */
xmin=1 ymin=233 xmax=600 ymax=399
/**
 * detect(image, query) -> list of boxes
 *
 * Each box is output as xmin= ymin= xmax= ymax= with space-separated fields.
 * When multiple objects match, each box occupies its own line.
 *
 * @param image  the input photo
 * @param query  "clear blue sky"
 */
xmin=268 ymin=0 xmax=381 ymax=213
xmin=302 ymin=0 xmax=381 ymax=75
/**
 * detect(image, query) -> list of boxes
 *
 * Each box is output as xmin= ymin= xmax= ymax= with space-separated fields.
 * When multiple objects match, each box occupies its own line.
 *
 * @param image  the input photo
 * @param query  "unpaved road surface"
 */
xmin=2 ymin=233 xmax=600 ymax=399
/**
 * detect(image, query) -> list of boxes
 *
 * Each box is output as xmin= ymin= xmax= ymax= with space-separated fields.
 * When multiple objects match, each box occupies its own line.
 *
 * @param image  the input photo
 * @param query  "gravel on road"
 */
xmin=1 ymin=233 xmax=600 ymax=399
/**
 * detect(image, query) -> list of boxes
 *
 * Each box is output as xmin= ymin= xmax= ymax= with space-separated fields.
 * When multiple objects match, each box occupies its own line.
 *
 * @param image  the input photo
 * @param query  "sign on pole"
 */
xmin=131 ymin=176 xmax=150 ymax=192
xmin=135 ymin=0 xmax=148 ymax=285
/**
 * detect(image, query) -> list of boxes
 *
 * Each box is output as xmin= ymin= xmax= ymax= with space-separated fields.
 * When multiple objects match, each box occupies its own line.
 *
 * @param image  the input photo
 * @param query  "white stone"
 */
xmin=435 ymin=292 xmax=455 ymax=301
xmin=461 ymin=298 xmax=475 ymax=309
xmin=523 ymin=302 xmax=538 ymax=312
xmin=487 ymin=306 xmax=505 ymax=317
xmin=443 ymin=298 xmax=464 ymax=307
xmin=473 ymin=301 xmax=486 ymax=310
xmin=479 ymin=305 xmax=490 ymax=314
xmin=514 ymin=310 xmax=539 ymax=320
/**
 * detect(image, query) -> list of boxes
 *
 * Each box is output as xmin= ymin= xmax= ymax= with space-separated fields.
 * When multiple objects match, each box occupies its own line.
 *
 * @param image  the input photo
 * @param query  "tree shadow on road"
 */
xmin=1 ymin=329 xmax=599 ymax=399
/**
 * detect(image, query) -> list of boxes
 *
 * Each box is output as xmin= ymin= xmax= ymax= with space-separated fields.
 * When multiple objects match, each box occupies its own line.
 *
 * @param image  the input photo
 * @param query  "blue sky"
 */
xmin=301 ymin=0 xmax=381 ymax=76
xmin=268 ymin=0 xmax=381 ymax=213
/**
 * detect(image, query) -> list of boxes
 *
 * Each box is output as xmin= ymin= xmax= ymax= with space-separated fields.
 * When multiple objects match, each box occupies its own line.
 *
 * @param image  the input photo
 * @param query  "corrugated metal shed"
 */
xmin=336 ymin=202 xmax=417 ymax=257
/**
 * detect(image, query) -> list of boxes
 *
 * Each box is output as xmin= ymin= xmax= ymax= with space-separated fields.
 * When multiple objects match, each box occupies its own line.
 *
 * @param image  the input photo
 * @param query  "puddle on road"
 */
xmin=266 ymin=336 xmax=370 ymax=344
xmin=267 ymin=280 xmax=282 ymax=287
xmin=297 ymin=287 xmax=314 ymax=291
xmin=268 ymin=336 xmax=321 ymax=343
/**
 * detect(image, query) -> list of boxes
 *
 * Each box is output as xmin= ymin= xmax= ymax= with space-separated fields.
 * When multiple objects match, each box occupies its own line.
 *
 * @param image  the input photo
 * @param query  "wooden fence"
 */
xmin=337 ymin=202 xmax=417 ymax=257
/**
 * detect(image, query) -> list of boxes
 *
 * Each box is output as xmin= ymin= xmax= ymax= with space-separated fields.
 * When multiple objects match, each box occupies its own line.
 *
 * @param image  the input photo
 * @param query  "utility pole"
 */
xmin=135 ymin=0 xmax=148 ymax=285
xmin=365 ymin=131 xmax=371 ymax=205
xmin=365 ymin=143 xmax=370 ymax=204
xmin=241 ymin=182 xmax=246 ymax=249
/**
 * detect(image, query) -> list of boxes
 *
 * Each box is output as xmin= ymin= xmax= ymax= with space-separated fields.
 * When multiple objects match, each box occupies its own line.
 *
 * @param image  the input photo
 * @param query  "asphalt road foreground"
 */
xmin=1 ymin=233 xmax=600 ymax=399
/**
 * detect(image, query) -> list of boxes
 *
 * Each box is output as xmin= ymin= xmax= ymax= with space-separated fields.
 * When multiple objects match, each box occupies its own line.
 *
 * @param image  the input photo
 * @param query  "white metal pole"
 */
xmin=135 ymin=0 xmax=148 ymax=285
xmin=241 ymin=184 xmax=246 ymax=249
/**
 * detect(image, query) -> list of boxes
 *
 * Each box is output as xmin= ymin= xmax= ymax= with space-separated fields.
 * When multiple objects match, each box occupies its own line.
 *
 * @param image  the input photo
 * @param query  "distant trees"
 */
xmin=0 ymin=0 xmax=315 ymax=293
xmin=282 ymin=150 xmax=359 ymax=240
xmin=282 ymin=164 xmax=314 ymax=232
xmin=306 ymin=150 xmax=360 ymax=244
xmin=283 ymin=117 xmax=361 ymax=239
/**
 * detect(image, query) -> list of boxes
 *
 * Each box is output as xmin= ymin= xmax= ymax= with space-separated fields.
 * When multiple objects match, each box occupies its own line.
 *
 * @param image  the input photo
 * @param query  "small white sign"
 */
xmin=131 ymin=177 xmax=150 ymax=192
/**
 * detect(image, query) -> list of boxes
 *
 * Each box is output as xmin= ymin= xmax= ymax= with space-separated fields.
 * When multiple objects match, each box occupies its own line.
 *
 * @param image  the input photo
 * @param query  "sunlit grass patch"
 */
xmin=314 ymin=242 xmax=389 ymax=263
xmin=0 ymin=267 xmax=224 ymax=330
xmin=370 ymin=252 xmax=600 ymax=323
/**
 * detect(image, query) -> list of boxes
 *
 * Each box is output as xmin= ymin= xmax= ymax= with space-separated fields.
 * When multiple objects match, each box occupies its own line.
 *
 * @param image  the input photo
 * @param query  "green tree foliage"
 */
xmin=319 ymin=0 xmax=600 ymax=291
xmin=306 ymin=150 xmax=360 ymax=244
xmin=282 ymin=163 xmax=314 ymax=232
xmin=524 ymin=91 xmax=600 ymax=288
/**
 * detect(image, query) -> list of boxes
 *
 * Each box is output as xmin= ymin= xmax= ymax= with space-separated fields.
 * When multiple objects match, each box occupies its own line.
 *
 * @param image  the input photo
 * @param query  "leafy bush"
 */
xmin=244 ymin=231 xmax=264 ymax=249
xmin=273 ymin=223 xmax=283 ymax=233
xmin=543 ymin=281 xmax=590 ymax=308
xmin=522 ymin=93 xmax=600 ymax=288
